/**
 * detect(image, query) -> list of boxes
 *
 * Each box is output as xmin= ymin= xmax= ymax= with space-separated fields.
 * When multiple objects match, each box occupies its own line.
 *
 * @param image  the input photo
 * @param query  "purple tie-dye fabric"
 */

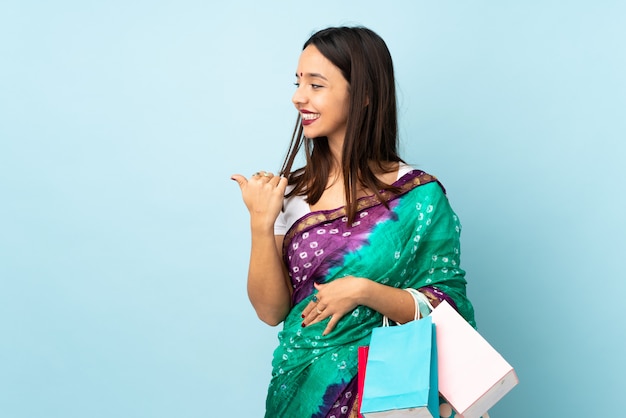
xmin=286 ymin=198 xmax=401 ymax=307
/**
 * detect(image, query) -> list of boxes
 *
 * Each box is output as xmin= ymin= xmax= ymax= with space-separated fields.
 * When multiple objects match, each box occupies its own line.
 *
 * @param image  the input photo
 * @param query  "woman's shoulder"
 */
xmin=396 ymin=165 xmax=449 ymax=202
xmin=395 ymin=163 xmax=436 ymax=182
xmin=275 ymin=187 xmax=310 ymax=236
xmin=397 ymin=162 xmax=413 ymax=178
xmin=395 ymin=164 xmax=440 ymax=187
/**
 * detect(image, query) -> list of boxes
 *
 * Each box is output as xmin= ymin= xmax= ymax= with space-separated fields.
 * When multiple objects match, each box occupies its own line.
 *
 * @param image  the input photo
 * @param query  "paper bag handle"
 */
xmin=382 ymin=288 xmax=436 ymax=327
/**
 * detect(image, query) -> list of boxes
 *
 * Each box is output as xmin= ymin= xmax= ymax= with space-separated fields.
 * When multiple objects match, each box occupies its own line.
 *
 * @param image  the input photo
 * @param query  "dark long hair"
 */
xmin=280 ymin=26 xmax=402 ymax=223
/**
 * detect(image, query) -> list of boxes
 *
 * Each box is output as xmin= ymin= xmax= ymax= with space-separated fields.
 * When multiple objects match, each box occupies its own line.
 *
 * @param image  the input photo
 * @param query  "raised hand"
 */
xmin=231 ymin=171 xmax=288 ymax=229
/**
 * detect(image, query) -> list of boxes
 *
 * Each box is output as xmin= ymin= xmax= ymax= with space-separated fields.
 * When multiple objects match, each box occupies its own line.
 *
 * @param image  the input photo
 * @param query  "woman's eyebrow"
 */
xmin=295 ymin=72 xmax=329 ymax=81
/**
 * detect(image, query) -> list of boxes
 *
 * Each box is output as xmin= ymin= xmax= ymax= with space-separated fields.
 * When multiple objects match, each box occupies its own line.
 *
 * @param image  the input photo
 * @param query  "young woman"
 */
xmin=232 ymin=26 xmax=475 ymax=418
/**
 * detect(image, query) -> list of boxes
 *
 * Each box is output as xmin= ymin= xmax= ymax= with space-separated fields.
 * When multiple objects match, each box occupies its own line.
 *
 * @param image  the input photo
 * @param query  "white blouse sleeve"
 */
xmin=274 ymin=187 xmax=310 ymax=236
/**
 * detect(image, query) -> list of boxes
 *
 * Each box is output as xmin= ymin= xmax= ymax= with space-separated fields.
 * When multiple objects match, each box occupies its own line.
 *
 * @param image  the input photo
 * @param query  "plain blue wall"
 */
xmin=1 ymin=1 xmax=624 ymax=417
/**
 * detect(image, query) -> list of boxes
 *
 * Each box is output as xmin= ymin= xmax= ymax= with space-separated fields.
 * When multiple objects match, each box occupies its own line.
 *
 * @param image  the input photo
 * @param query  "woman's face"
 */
xmin=292 ymin=45 xmax=350 ymax=144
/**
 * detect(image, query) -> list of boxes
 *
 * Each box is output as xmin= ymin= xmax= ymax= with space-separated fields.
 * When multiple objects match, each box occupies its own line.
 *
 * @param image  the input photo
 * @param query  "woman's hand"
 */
xmin=231 ymin=171 xmax=292 ymax=325
xmin=231 ymin=171 xmax=288 ymax=229
xmin=302 ymin=277 xmax=421 ymax=334
xmin=301 ymin=277 xmax=367 ymax=336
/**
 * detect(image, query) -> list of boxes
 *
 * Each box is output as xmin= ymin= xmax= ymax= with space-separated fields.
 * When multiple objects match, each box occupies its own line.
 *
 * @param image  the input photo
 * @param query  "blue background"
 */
xmin=1 ymin=1 xmax=624 ymax=416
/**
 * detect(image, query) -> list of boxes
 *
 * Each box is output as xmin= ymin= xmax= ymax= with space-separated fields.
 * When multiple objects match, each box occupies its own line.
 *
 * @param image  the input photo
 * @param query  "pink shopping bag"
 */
xmin=430 ymin=301 xmax=518 ymax=418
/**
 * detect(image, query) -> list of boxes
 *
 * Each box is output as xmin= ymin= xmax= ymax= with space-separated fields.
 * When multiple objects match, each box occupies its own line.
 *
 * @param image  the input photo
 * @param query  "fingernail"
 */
xmin=301 ymin=314 xmax=305 ymax=318
xmin=301 ymin=322 xmax=305 ymax=327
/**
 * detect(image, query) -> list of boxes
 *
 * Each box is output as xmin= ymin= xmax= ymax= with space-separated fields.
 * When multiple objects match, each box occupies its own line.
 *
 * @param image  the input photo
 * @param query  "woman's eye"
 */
xmin=293 ymin=82 xmax=323 ymax=89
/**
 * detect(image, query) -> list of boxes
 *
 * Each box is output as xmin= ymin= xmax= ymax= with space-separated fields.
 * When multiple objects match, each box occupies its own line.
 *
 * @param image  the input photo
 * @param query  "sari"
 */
xmin=266 ymin=170 xmax=475 ymax=418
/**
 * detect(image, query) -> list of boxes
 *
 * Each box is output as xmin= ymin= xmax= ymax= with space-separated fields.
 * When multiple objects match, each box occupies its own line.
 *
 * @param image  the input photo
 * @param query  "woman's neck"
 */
xmin=326 ymin=135 xmax=344 ymax=165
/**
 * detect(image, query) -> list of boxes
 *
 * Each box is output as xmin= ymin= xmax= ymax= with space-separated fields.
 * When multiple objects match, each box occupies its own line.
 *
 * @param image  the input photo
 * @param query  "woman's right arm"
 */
xmin=231 ymin=173 xmax=292 ymax=326
xmin=247 ymin=232 xmax=292 ymax=325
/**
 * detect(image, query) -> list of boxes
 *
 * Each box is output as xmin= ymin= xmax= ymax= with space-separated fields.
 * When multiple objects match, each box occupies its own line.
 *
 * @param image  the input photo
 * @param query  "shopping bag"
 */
xmin=360 ymin=315 xmax=438 ymax=418
xmin=430 ymin=301 xmax=518 ymax=418
xmin=357 ymin=346 xmax=369 ymax=418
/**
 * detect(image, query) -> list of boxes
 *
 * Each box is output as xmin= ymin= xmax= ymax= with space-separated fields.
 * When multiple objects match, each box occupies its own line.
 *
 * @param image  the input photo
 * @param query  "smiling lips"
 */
xmin=300 ymin=111 xmax=320 ymax=125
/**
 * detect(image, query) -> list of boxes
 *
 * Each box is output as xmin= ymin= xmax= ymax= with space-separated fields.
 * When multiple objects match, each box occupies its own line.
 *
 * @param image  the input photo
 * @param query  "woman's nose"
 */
xmin=292 ymin=86 xmax=307 ymax=106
